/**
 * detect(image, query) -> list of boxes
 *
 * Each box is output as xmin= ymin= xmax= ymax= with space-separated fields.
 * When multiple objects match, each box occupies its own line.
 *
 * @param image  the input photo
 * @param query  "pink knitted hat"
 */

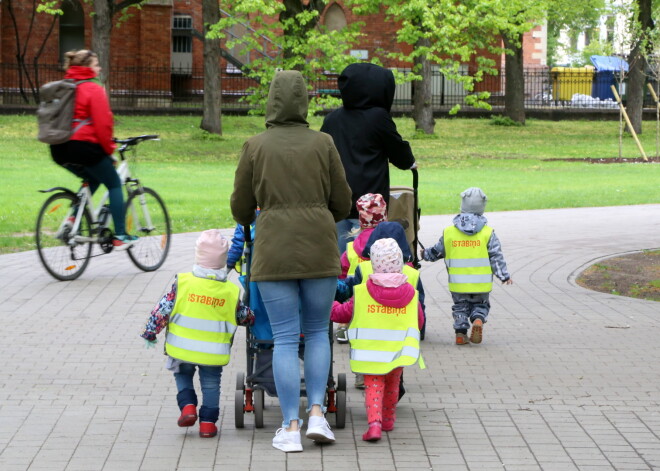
xmin=195 ymin=229 xmax=228 ymax=269
xmin=369 ymin=238 xmax=403 ymax=274
xmin=356 ymin=193 xmax=387 ymax=229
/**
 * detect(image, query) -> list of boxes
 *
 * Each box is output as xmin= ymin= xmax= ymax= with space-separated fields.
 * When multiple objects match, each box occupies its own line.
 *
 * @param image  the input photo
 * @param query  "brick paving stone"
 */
xmin=1 ymin=206 xmax=659 ymax=470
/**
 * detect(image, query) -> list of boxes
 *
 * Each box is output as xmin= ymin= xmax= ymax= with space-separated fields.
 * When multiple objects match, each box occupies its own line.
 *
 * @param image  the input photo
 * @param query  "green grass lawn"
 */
xmin=1 ymin=113 xmax=659 ymax=253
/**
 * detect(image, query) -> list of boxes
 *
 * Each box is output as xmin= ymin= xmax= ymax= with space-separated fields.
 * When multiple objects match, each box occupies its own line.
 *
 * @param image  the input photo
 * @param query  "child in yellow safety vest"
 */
xmin=335 ymin=193 xmax=388 ymax=346
xmin=420 ymin=187 xmax=512 ymax=346
xmin=331 ymin=238 xmax=425 ymax=442
xmin=141 ymin=229 xmax=254 ymax=438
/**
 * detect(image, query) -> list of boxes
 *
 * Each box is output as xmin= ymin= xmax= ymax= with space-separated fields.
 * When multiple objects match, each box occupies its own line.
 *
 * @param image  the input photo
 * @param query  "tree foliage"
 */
xmin=211 ymin=0 xmax=364 ymax=113
xmin=347 ymin=0 xmax=506 ymax=114
xmin=546 ymin=0 xmax=606 ymax=66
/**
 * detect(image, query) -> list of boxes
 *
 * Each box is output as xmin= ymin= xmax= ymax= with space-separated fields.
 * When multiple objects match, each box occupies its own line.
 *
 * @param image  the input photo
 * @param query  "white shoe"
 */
xmin=306 ymin=416 xmax=335 ymax=443
xmin=272 ymin=428 xmax=303 ymax=452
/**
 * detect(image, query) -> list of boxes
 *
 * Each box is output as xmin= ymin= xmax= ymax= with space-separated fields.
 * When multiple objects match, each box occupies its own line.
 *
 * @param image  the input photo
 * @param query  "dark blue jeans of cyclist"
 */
xmin=50 ymin=140 xmax=127 ymax=236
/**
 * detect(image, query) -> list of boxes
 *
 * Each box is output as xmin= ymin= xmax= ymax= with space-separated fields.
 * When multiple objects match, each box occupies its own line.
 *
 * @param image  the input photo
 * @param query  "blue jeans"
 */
xmin=336 ymin=218 xmax=360 ymax=254
xmin=257 ymin=277 xmax=336 ymax=428
xmin=174 ymin=362 xmax=223 ymax=423
xmin=62 ymin=158 xmax=126 ymax=235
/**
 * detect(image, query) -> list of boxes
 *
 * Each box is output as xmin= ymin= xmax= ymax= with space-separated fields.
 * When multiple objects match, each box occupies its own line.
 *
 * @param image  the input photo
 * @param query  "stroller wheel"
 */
xmin=254 ymin=389 xmax=264 ymax=428
xmin=235 ymin=372 xmax=245 ymax=428
xmin=335 ymin=390 xmax=346 ymax=429
xmin=337 ymin=373 xmax=347 ymax=392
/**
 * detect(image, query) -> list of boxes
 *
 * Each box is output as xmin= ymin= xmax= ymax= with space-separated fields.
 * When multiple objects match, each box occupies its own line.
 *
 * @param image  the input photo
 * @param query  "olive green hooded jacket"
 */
xmin=230 ymin=70 xmax=352 ymax=281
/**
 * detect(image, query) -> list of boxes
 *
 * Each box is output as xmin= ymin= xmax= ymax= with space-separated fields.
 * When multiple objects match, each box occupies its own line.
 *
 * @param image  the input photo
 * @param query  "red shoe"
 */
xmin=382 ymin=418 xmax=395 ymax=432
xmin=199 ymin=422 xmax=217 ymax=438
xmin=177 ymin=404 xmax=197 ymax=427
xmin=362 ymin=422 xmax=382 ymax=442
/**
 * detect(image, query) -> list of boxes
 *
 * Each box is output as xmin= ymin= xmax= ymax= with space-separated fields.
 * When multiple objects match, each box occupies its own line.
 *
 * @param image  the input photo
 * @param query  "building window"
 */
xmin=59 ymin=0 xmax=85 ymax=63
xmin=324 ymin=3 xmax=347 ymax=31
xmin=172 ymin=15 xmax=193 ymax=71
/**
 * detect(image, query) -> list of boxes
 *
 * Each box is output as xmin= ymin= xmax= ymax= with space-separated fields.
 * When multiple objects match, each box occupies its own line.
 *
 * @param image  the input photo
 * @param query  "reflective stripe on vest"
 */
xmin=443 ymin=225 xmax=493 ymax=293
xmin=348 ymin=283 xmax=420 ymax=374
xmin=359 ymin=262 xmax=420 ymax=288
xmin=165 ymin=272 xmax=239 ymax=366
xmin=346 ymin=241 xmax=368 ymax=276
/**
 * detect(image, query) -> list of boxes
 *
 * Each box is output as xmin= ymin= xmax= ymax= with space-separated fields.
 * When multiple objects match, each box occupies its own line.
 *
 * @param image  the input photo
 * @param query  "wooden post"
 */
xmin=648 ymin=83 xmax=659 ymax=159
xmin=611 ymin=85 xmax=648 ymax=161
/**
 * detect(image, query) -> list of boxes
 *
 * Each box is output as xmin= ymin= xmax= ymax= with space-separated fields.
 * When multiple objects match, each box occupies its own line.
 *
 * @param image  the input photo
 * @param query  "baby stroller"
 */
xmin=234 ymin=226 xmax=347 ymax=429
xmin=388 ymin=168 xmax=421 ymax=269
xmin=388 ymin=168 xmax=426 ymax=339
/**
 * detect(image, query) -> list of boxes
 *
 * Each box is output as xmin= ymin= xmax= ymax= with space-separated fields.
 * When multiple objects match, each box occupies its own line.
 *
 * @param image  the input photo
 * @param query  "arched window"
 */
xmin=59 ymin=0 xmax=85 ymax=62
xmin=324 ymin=3 xmax=347 ymax=32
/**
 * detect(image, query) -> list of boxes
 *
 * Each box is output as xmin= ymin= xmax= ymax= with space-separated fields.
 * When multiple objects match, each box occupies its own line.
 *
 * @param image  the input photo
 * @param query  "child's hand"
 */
xmin=502 ymin=278 xmax=513 ymax=285
xmin=144 ymin=339 xmax=158 ymax=349
xmin=419 ymin=248 xmax=425 ymax=261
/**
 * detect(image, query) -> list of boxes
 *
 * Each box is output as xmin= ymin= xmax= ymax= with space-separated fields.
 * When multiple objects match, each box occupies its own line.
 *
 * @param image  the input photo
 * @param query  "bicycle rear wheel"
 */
xmin=125 ymin=187 xmax=171 ymax=271
xmin=36 ymin=192 xmax=93 ymax=281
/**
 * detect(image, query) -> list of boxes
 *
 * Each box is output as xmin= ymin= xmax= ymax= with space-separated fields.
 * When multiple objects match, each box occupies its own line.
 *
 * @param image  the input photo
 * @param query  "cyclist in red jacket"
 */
xmin=48 ymin=49 xmax=137 ymax=249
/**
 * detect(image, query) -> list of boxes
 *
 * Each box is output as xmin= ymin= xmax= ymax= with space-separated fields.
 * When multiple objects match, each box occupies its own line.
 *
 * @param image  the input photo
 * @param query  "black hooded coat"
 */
xmin=321 ymin=63 xmax=416 ymax=219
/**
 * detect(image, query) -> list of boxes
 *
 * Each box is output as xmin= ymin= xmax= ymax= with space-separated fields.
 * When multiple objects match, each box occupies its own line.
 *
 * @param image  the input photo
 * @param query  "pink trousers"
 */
xmin=363 ymin=367 xmax=403 ymax=424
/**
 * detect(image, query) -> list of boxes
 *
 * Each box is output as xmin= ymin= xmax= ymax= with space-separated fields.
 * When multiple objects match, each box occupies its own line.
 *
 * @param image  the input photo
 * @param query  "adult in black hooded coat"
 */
xmin=321 ymin=63 xmax=417 ymax=253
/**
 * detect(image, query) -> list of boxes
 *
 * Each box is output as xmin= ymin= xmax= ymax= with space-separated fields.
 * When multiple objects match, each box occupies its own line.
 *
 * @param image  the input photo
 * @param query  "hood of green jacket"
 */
xmin=265 ymin=70 xmax=309 ymax=129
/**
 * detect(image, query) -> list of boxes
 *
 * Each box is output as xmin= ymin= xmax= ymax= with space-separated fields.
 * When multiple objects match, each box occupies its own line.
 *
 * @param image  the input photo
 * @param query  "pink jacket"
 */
xmin=339 ymin=227 xmax=374 ymax=279
xmin=331 ymin=275 xmax=425 ymax=329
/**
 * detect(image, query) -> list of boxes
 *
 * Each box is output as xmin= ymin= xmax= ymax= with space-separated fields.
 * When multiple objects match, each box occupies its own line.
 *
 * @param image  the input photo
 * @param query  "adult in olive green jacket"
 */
xmin=230 ymin=70 xmax=351 ymax=452
xmin=231 ymin=70 xmax=351 ymax=280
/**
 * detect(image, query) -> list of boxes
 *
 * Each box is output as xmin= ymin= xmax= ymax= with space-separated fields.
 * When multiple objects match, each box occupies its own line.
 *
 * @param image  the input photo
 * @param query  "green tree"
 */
xmin=489 ymin=0 xmax=546 ymax=125
xmin=347 ymin=0 xmax=501 ymax=134
xmin=212 ymin=0 xmax=363 ymax=113
xmin=546 ymin=0 xmax=606 ymax=67
xmin=627 ymin=0 xmax=655 ymax=134
xmin=37 ymin=0 xmax=145 ymax=85
xmin=89 ymin=0 xmax=146 ymax=85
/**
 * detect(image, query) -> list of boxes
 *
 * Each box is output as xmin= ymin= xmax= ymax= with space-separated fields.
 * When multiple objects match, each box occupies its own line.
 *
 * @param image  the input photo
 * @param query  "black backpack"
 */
xmin=37 ymin=79 xmax=91 ymax=145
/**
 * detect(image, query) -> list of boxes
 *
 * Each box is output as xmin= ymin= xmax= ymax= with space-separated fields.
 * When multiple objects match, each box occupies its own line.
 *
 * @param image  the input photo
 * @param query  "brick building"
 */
xmin=0 ymin=0 xmax=547 ymax=106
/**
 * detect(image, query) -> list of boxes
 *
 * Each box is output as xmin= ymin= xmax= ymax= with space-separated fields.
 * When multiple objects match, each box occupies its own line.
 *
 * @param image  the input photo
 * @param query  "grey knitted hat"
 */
xmin=460 ymin=187 xmax=487 ymax=215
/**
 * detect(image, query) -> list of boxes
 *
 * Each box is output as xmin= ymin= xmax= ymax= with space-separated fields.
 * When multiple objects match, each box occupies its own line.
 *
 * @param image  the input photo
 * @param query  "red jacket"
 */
xmin=331 ymin=277 xmax=425 ymax=329
xmin=64 ymin=66 xmax=116 ymax=155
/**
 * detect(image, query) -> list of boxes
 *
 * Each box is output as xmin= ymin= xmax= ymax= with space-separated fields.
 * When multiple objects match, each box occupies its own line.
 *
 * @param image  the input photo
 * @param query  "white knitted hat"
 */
xmin=195 ymin=229 xmax=228 ymax=269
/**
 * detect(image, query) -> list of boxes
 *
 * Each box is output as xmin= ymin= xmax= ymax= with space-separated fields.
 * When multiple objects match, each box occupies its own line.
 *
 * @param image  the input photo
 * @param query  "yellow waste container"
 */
xmin=551 ymin=66 xmax=595 ymax=101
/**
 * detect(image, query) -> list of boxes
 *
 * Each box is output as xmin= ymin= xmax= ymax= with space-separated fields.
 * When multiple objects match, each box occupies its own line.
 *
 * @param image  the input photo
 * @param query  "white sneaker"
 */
xmin=272 ymin=428 xmax=303 ymax=452
xmin=306 ymin=416 xmax=335 ymax=443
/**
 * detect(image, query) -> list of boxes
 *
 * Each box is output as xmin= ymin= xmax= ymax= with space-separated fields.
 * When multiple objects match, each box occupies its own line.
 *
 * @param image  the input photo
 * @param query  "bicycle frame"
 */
xmin=67 ymin=158 xmax=142 ymax=245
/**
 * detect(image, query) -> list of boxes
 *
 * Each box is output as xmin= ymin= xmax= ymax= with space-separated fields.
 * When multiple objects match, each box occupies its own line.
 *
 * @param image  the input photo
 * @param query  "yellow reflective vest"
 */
xmin=443 ymin=225 xmax=493 ymax=293
xmin=165 ymin=273 xmax=240 ymax=366
xmin=359 ymin=261 xmax=420 ymax=288
xmin=348 ymin=284 xmax=421 ymax=374
xmin=346 ymin=241 xmax=369 ymax=276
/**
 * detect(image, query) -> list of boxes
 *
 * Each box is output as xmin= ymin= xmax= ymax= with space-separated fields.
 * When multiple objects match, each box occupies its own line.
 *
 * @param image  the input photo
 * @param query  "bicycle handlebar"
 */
xmin=114 ymin=135 xmax=160 ymax=158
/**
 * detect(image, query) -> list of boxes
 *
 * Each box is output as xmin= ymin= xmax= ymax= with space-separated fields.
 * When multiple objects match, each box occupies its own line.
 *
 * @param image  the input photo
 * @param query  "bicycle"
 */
xmin=35 ymin=134 xmax=171 ymax=281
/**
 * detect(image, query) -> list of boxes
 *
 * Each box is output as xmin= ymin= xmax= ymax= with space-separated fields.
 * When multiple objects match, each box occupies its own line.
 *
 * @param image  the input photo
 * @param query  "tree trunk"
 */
xmin=92 ymin=0 xmax=113 ymax=86
xmin=201 ymin=0 xmax=222 ymax=134
xmin=503 ymin=34 xmax=526 ymax=124
xmin=412 ymin=38 xmax=435 ymax=134
xmin=627 ymin=0 xmax=653 ymax=135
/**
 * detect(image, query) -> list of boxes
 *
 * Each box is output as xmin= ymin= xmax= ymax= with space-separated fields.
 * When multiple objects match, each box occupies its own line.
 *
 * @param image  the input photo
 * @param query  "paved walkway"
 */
xmin=1 ymin=205 xmax=659 ymax=471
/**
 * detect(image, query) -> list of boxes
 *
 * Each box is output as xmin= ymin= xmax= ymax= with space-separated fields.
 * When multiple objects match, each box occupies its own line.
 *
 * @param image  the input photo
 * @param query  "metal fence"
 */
xmin=0 ymin=63 xmax=655 ymax=112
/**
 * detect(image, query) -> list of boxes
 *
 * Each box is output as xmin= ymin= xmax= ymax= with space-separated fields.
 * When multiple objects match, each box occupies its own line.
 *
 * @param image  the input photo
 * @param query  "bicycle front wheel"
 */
xmin=36 ymin=192 xmax=93 ymax=281
xmin=125 ymin=187 xmax=171 ymax=271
